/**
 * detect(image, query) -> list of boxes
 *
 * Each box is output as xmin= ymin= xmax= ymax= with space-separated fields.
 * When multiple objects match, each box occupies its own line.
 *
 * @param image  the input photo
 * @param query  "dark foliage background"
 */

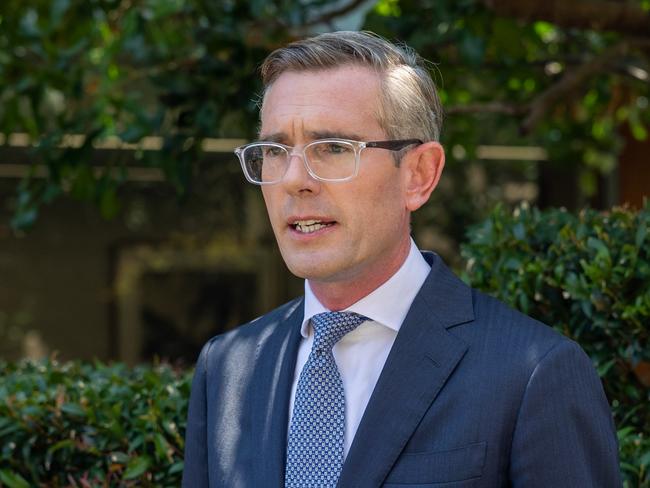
xmin=1 ymin=0 xmax=649 ymax=245
xmin=0 ymin=360 xmax=190 ymax=487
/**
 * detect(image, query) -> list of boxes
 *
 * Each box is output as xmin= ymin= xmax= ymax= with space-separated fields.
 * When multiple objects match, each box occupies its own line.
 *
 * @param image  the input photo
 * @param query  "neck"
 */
xmin=308 ymin=236 xmax=412 ymax=311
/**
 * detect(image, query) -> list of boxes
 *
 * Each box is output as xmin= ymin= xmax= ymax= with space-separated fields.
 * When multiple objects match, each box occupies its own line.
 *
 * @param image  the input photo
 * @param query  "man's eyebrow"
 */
xmin=256 ymin=130 xmax=368 ymax=144
xmin=306 ymin=130 xmax=365 ymax=141
xmin=257 ymin=132 xmax=287 ymax=143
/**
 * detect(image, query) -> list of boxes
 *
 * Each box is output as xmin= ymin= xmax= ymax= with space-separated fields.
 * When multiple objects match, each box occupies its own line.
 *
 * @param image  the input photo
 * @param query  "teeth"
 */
xmin=294 ymin=220 xmax=332 ymax=233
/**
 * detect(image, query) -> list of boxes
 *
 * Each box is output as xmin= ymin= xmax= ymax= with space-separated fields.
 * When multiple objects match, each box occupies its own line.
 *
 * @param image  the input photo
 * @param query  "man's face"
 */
xmin=259 ymin=65 xmax=414 ymax=290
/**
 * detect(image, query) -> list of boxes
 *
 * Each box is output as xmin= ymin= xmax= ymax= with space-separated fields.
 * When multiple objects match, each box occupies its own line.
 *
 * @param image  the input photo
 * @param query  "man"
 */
xmin=183 ymin=31 xmax=620 ymax=487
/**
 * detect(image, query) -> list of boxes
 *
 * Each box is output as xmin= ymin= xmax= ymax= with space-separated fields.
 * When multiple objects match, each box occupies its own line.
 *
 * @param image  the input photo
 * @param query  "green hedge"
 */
xmin=0 ymin=203 xmax=647 ymax=485
xmin=462 ymin=202 xmax=650 ymax=486
xmin=0 ymin=360 xmax=191 ymax=487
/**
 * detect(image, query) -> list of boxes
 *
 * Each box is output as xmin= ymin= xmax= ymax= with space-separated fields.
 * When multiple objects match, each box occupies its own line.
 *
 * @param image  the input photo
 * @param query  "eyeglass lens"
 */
xmin=243 ymin=141 xmax=356 ymax=183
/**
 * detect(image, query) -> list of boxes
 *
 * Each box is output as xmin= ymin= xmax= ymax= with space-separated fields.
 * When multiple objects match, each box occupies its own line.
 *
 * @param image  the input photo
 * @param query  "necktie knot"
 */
xmin=311 ymin=311 xmax=367 ymax=353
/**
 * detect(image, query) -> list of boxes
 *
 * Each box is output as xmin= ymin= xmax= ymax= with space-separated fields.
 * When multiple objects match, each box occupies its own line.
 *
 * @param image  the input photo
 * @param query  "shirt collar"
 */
xmin=301 ymin=238 xmax=431 ymax=338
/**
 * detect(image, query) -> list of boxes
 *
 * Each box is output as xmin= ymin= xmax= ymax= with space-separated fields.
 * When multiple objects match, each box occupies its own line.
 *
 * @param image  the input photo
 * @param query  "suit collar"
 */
xmin=417 ymin=251 xmax=475 ymax=329
xmin=338 ymin=252 xmax=475 ymax=487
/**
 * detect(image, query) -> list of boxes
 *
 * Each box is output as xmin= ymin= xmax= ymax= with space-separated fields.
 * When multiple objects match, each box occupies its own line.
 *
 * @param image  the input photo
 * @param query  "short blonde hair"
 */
xmin=260 ymin=31 xmax=442 ymax=142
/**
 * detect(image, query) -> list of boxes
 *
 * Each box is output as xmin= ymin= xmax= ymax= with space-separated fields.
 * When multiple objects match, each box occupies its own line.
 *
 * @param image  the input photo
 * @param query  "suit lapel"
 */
xmin=250 ymin=298 xmax=303 ymax=487
xmin=338 ymin=254 xmax=474 ymax=487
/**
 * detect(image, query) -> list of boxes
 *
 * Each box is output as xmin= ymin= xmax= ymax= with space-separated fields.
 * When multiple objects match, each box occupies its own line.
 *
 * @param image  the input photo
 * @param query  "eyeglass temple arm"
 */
xmin=365 ymin=139 xmax=423 ymax=151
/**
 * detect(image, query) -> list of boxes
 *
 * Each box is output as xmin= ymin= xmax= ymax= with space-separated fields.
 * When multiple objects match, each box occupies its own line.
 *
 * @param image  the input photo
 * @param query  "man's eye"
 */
xmin=264 ymin=146 xmax=284 ymax=157
xmin=321 ymin=143 xmax=351 ymax=155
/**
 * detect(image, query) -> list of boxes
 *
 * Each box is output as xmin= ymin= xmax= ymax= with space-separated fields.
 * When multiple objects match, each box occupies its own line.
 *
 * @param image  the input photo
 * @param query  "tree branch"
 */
xmin=447 ymin=39 xmax=650 ymax=133
xmin=483 ymin=0 xmax=650 ymax=37
xmin=520 ymin=40 xmax=644 ymax=133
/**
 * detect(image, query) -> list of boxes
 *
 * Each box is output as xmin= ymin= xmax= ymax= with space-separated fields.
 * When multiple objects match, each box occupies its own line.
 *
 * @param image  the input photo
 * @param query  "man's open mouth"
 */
xmin=291 ymin=220 xmax=336 ymax=234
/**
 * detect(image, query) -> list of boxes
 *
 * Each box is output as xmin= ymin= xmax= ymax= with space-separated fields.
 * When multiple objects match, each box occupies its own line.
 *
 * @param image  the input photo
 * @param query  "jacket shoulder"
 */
xmin=194 ymin=296 xmax=303 ymax=371
xmin=467 ymin=288 xmax=581 ymax=368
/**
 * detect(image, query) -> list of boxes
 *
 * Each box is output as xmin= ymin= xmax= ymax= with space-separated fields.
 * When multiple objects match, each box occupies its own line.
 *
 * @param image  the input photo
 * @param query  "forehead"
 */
xmin=259 ymin=65 xmax=384 ymax=141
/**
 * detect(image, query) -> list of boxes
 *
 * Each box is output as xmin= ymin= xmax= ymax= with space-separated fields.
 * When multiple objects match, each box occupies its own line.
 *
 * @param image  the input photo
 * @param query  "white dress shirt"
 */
xmin=288 ymin=238 xmax=431 ymax=457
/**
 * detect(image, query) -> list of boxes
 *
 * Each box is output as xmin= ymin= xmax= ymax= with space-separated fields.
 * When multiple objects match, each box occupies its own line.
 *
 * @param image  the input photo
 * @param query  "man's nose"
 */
xmin=281 ymin=152 xmax=320 ymax=194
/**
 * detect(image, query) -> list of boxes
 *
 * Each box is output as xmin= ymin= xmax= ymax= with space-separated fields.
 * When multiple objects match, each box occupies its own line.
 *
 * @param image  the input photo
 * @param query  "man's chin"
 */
xmin=285 ymin=263 xmax=326 ymax=281
xmin=280 ymin=246 xmax=333 ymax=277
xmin=284 ymin=260 xmax=342 ymax=283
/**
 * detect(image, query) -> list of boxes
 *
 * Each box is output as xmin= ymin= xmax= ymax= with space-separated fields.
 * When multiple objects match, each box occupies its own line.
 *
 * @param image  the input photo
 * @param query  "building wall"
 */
xmin=0 ymin=193 xmax=135 ymax=360
xmin=0 ymin=172 xmax=300 ymax=363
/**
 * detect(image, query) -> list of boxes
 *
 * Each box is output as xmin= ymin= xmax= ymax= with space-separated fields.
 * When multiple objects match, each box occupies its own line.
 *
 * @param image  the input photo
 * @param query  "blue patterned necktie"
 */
xmin=285 ymin=311 xmax=367 ymax=488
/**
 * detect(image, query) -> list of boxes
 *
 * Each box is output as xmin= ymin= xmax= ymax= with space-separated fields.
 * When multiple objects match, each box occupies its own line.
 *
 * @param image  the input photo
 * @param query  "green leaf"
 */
xmin=512 ymin=222 xmax=526 ymax=241
xmin=587 ymin=237 xmax=610 ymax=261
xmin=123 ymin=455 xmax=151 ymax=480
xmin=110 ymin=451 xmax=130 ymax=464
xmin=69 ymin=165 xmax=96 ymax=200
xmin=99 ymin=187 xmax=120 ymax=219
xmin=46 ymin=439 xmax=75 ymax=454
xmin=168 ymin=461 xmax=184 ymax=474
xmin=374 ymin=0 xmax=401 ymax=17
xmin=635 ymin=223 xmax=647 ymax=249
xmin=153 ymin=432 xmax=171 ymax=460
xmin=533 ymin=21 xmax=557 ymax=42
xmin=19 ymin=9 xmax=40 ymax=37
xmin=596 ymin=358 xmax=616 ymax=377
xmin=50 ymin=0 xmax=71 ymax=28
xmin=632 ymin=123 xmax=647 ymax=140
xmin=10 ymin=207 xmax=38 ymax=230
xmin=60 ymin=403 xmax=85 ymax=417
xmin=0 ymin=470 xmax=30 ymax=488
xmin=640 ymin=450 xmax=650 ymax=467
xmin=460 ymin=34 xmax=485 ymax=66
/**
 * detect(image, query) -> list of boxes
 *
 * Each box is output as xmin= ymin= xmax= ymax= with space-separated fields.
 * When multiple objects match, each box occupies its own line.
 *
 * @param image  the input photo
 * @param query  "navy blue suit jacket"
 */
xmin=183 ymin=253 xmax=621 ymax=487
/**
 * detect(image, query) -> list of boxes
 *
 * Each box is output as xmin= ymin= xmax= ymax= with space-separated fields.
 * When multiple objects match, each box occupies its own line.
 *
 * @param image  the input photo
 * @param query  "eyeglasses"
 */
xmin=234 ymin=138 xmax=422 ymax=185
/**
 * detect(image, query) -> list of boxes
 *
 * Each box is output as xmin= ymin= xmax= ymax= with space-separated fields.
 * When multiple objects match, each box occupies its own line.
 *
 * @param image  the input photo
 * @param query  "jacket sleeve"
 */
xmin=182 ymin=341 xmax=211 ymax=487
xmin=509 ymin=339 xmax=621 ymax=487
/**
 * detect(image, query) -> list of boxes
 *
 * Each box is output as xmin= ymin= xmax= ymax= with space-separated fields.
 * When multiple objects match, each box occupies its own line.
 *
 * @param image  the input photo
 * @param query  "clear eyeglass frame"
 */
xmin=234 ymin=138 xmax=422 ymax=185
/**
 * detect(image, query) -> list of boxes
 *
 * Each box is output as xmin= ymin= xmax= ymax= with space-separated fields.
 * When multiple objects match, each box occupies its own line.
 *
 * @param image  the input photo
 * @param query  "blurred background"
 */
xmin=0 ymin=0 xmax=648 ymax=365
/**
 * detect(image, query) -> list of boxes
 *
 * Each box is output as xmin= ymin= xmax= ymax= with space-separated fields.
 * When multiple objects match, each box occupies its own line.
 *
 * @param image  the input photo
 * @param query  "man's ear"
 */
xmin=402 ymin=141 xmax=445 ymax=212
